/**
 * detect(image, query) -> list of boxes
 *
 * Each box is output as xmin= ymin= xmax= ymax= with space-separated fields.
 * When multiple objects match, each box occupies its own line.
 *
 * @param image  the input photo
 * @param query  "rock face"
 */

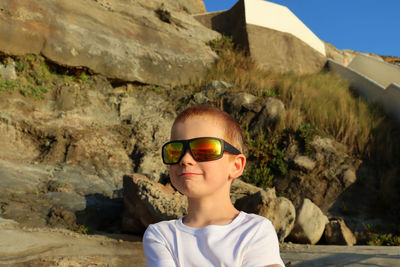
xmin=276 ymin=136 xmax=361 ymax=212
xmin=324 ymin=42 xmax=384 ymax=66
xmin=135 ymin=0 xmax=206 ymax=14
xmin=324 ymin=218 xmax=357 ymax=246
xmin=0 ymin=68 xmax=178 ymax=230
xmin=0 ymin=0 xmax=218 ymax=86
xmin=122 ymin=174 xmax=187 ymax=233
xmin=234 ymin=187 xmax=296 ymax=241
xmin=288 ymin=198 xmax=328 ymax=245
xmin=250 ymin=97 xmax=285 ymax=131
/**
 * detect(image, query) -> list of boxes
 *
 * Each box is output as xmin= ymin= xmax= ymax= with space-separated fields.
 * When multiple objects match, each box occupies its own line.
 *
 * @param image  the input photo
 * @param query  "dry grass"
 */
xmin=204 ymin=37 xmax=400 ymax=162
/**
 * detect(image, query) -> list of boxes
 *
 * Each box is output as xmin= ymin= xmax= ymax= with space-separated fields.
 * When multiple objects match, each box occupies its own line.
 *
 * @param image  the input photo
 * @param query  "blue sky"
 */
xmin=202 ymin=0 xmax=400 ymax=57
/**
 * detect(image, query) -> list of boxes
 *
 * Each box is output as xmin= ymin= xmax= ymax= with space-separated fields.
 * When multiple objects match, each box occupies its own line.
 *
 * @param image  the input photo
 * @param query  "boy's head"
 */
xmin=171 ymin=105 xmax=244 ymax=153
xmin=164 ymin=105 xmax=246 ymax=199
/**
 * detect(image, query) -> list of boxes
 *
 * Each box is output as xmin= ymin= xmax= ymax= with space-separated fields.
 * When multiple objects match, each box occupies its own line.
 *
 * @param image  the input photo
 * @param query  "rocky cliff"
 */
xmin=0 ymin=0 xmax=399 ymax=264
xmin=0 ymin=0 xmax=217 ymax=86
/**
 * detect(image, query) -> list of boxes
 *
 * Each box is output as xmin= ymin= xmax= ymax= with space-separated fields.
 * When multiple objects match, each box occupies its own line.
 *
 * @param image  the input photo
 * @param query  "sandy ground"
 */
xmin=0 ymin=218 xmax=399 ymax=267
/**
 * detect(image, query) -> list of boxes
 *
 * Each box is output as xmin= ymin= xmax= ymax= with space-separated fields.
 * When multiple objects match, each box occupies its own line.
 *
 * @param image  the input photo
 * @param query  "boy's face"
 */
xmin=169 ymin=116 xmax=244 ymax=199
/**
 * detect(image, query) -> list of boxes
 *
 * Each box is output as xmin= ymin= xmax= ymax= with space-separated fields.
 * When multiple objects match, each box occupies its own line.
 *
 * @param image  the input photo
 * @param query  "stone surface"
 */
xmin=281 ymin=244 xmax=400 ymax=267
xmin=223 ymin=91 xmax=263 ymax=125
xmin=341 ymin=169 xmax=357 ymax=188
xmin=120 ymin=90 xmax=175 ymax=181
xmin=234 ymin=186 xmax=296 ymax=241
xmin=136 ymin=0 xmax=206 ymax=14
xmin=251 ymin=97 xmax=285 ymax=131
xmin=194 ymin=80 xmax=233 ymax=104
xmin=0 ymin=60 xmax=17 ymax=80
xmin=324 ymin=218 xmax=357 ymax=246
xmin=288 ymin=198 xmax=328 ymax=245
xmin=1 ymin=218 xmax=399 ymax=267
xmin=0 ymin=0 xmax=218 ymax=86
xmin=246 ymin=25 xmax=327 ymax=74
xmin=230 ymin=178 xmax=263 ymax=204
xmin=0 ymin=221 xmax=145 ymax=266
xmin=293 ymin=155 xmax=316 ymax=172
xmin=122 ymin=174 xmax=187 ymax=234
xmin=325 ymin=42 xmax=384 ymax=66
xmin=276 ymin=136 xmax=361 ymax=212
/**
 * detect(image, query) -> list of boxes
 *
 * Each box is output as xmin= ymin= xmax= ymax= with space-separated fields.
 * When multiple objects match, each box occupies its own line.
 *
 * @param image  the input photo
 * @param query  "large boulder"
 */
xmin=233 ymin=181 xmax=296 ymax=241
xmin=122 ymin=174 xmax=187 ymax=234
xmin=288 ymin=198 xmax=328 ymax=244
xmin=0 ymin=0 xmax=218 ymax=86
xmin=250 ymin=97 xmax=285 ymax=132
xmin=324 ymin=218 xmax=357 ymax=246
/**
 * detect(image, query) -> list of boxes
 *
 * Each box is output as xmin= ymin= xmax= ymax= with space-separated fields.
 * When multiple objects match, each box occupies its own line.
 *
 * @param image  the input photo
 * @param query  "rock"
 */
xmin=55 ymin=85 xmax=78 ymax=111
xmin=324 ymin=42 xmax=357 ymax=66
xmin=45 ymin=192 xmax=86 ymax=212
xmin=251 ymin=97 xmax=285 ymax=131
xmin=325 ymin=42 xmax=384 ymax=66
xmin=341 ymin=169 xmax=357 ymax=188
xmin=0 ymin=60 xmax=17 ymax=80
xmin=223 ymin=92 xmax=263 ymax=125
xmin=0 ymin=217 xmax=19 ymax=229
xmin=205 ymin=80 xmax=233 ymax=95
xmin=324 ymin=218 xmax=356 ymax=246
xmin=64 ymin=130 xmax=132 ymax=172
xmin=293 ymin=155 xmax=316 ymax=172
xmin=122 ymin=92 xmax=175 ymax=181
xmin=193 ymin=80 xmax=233 ymax=104
xmin=0 ymin=0 xmax=218 ymax=86
xmin=122 ymin=174 xmax=187 ymax=234
xmin=230 ymin=178 xmax=263 ymax=204
xmin=276 ymin=136 xmax=360 ymax=212
xmin=288 ymin=198 xmax=328 ymax=244
xmin=47 ymin=206 xmax=78 ymax=230
xmin=137 ymin=0 xmax=206 ymax=14
xmin=0 ymin=115 xmax=41 ymax=162
xmin=234 ymin=186 xmax=296 ymax=241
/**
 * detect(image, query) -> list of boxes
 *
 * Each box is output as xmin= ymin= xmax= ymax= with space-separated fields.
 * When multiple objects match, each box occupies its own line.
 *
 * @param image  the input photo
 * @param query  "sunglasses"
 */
xmin=162 ymin=137 xmax=241 ymax=165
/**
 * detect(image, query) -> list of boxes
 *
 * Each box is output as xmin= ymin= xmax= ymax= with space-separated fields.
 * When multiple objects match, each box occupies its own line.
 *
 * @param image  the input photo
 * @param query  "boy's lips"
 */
xmin=179 ymin=172 xmax=202 ymax=177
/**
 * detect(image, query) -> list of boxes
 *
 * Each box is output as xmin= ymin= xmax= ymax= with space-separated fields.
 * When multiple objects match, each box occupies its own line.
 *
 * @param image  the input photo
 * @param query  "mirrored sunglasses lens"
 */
xmin=190 ymin=139 xmax=222 ymax=161
xmin=164 ymin=142 xmax=183 ymax=163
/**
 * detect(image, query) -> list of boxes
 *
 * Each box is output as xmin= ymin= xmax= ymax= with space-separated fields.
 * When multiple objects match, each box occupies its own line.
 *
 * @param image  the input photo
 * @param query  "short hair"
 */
xmin=172 ymin=105 xmax=244 ymax=153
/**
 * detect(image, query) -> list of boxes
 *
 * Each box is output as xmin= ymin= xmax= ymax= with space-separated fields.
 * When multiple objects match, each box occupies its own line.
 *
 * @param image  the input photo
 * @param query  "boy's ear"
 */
xmin=229 ymin=154 xmax=246 ymax=180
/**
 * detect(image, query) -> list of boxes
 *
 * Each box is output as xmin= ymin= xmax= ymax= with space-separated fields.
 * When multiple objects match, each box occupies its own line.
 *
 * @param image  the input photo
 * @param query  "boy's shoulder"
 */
xmin=239 ymin=211 xmax=273 ymax=225
xmin=144 ymin=217 xmax=180 ymax=237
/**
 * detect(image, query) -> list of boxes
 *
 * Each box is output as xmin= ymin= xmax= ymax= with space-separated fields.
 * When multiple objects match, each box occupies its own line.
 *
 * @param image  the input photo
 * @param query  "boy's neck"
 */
xmin=183 ymin=196 xmax=240 ymax=228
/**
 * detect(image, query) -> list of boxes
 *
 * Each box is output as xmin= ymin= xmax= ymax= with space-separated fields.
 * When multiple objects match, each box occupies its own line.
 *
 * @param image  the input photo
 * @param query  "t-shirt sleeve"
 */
xmin=142 ymin=224 xmax=177 ymax=267
xmin=242 ymin=219 xmax=285 ymax=267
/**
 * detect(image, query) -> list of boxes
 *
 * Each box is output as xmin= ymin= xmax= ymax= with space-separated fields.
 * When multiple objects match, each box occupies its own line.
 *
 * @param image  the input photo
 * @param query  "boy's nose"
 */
xmin=179 ymin=149 xmax=196 ymax=166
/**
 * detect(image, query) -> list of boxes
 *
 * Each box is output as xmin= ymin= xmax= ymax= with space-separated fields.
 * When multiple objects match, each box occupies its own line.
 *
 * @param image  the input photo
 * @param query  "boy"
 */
xmin=143 ymin=105 xmax=284 ymax=267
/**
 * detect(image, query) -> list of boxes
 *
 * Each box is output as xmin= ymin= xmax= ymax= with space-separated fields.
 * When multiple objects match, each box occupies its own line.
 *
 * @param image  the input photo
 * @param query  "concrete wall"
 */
xmin=243 ymin=0 xmax=326 ymax=56
xmin=329 ymin=60 xmax=400 ymax=122
xmin=348 ymin=54 xmax=400 ymax=88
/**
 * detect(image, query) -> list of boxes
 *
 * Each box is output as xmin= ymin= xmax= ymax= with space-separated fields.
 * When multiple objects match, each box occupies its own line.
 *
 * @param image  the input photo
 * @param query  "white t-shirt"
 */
xmin=143 ymin=211 xmax=285 ymax=267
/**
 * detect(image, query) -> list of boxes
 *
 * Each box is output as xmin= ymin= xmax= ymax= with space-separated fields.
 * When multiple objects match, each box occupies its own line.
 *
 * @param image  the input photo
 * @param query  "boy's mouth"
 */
xmin=179 ymin=172 xmax=201 ymax=177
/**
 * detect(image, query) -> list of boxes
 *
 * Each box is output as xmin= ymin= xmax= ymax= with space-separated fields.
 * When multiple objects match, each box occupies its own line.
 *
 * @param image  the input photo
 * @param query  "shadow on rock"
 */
xmin=74 ymin=192 xmax=123 ymax=234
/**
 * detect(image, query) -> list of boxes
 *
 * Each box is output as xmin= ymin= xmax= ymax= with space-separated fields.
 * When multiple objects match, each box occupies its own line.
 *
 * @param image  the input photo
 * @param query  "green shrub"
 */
xmin=242 ymin=130 xmax=287 ymax=188
xmin=368 ymin=234 xmax=400 ymax=246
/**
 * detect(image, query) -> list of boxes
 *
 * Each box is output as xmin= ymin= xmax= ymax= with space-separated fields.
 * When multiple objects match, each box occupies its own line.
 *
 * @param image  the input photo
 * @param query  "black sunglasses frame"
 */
xmin=162 ymin=137 xmax=241 ymax=165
